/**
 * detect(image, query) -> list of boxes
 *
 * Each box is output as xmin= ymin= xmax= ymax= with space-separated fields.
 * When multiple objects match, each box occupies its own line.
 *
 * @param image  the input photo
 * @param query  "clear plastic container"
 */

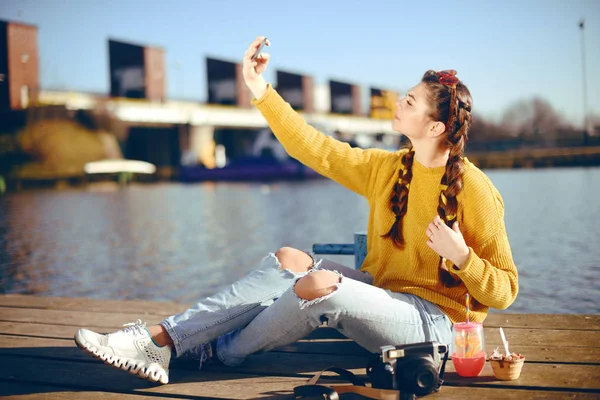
xmin=451 ymin=322 xmax=486 ymax=377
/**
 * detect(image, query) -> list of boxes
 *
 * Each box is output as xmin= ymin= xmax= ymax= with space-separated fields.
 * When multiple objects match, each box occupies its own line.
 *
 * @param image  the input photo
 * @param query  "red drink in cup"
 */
xmin=451 ymin=322 xmax=486 ymax=377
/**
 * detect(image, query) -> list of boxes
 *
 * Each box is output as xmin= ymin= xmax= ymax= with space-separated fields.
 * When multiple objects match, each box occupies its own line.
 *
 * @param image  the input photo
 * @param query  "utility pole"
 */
xmin=579 ymin=19 xmax=592 ymax=140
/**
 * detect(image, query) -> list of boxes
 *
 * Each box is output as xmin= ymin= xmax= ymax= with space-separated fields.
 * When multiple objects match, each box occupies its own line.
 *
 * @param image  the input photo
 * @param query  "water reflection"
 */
xmin=1 ymin=168 xmax=599 ymax=313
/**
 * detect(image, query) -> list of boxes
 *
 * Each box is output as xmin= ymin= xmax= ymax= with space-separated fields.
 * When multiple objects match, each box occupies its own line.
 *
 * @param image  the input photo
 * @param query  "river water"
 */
xmin=1 ymin=167 xmax=599 ymax=314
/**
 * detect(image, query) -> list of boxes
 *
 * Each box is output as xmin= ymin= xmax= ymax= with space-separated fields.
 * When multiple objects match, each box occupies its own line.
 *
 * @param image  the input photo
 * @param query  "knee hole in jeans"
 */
xmin=293 ymin=270 xmax=341 ymax=301
xmin=275 ymin=247 xmax=314 ymax=274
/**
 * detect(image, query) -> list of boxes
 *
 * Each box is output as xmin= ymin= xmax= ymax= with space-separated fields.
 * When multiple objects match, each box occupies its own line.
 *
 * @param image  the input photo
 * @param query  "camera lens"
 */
xmin=412 ymin=364 xmax=437 ymax=396
xmin=416 ymin=369 xmax=434 ymax=390
xmin=398 ymin=359 xmax=439 ymax=396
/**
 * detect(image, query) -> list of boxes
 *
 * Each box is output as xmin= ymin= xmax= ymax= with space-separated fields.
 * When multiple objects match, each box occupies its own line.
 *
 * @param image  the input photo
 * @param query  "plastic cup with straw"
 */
xmin=451 ymin=292 xmax=486 ymax=376
xmin=464 ymin=293 xmax=470 ymax=357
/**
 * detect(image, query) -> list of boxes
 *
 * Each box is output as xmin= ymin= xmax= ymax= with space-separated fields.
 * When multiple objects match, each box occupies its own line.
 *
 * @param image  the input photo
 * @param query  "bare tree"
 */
xmin=469 ymin=113 xmax=512 ymax=141
xmin=501 ymin=97 xmax=569 ymax=137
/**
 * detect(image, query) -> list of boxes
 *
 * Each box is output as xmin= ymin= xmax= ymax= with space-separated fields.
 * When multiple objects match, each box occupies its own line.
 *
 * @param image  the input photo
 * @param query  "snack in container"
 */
xmin=489 ymin=347 xmax=525 ymax=381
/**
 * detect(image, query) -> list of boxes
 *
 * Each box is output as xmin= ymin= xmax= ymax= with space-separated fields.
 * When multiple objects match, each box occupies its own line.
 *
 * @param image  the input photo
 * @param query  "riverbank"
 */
xmin=467 ymin=146 xmax=600 ymax=169
xmin=3 ymin=146 xmax=600 ymax=193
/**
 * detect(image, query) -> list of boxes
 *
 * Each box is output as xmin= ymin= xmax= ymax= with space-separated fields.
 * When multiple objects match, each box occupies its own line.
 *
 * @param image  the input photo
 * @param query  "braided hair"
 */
xmin=381 ymin=149 xmax=415 ymax=246
xmin=383 ymin=70 xmax=473 ymax=287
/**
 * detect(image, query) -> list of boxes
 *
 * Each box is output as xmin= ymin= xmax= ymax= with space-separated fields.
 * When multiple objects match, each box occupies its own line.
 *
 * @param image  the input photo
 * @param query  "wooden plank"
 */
xmin=0 ymin=307 xmax=165 ymax=329
xmin=3 ymin=352 xmax=600 ymax=397
xmin=443 ymin=362 xmax=600 ymax=392
xmin=0 ymin=321 xmax=124 ymax=338
xmin=0 ymin=355 xmax=304 ymax=399
xmin=0 ymin=335 xmax=369 ymax=373
xmin=0 ymin=382 xmax=153 ymax=399
xmin=6 ymin=337 xmax=577 ymax=395
xmin=3 ymin=312 xmax=599 ymax=352
xmin=2 ymin=295 xmax=599 ymax=331
xmin=276 ymin=341 xmax=600 ymax=365
xmin=433 ymin=388 xmax=600 ymax=399
xmin=2 ymin=322 xmax=600 ymax=365
xmin=2 ymin=331 xmax=598 ymax=373
xmin=485 ymin=314 xmax=600 ymax=331
xmin=2 ymin=346 xmax=599 ymax=397
xmin=0 ymin=321 xmax=100 ymax=339
xmin=6 ymin=318 xmax=599 ymax=352
xmin=0 ymin=294 xmax=600 ymax=331
xmin=0 ymin=335 xmax=106 ymax=363
xmin=2 ymin=381 xmax=598 ymax=400
xmin=211 ymin=352 xmax=600 ymax=391
xmin=484 ymin=328 xmax=600 ymax=348
xmin=0 ymin=294 xmax=183 ymax=316
xmin=1 ymin=332 xmax=596 ymax=373
xmin=303 ymin=326 xmax=600 ymax=348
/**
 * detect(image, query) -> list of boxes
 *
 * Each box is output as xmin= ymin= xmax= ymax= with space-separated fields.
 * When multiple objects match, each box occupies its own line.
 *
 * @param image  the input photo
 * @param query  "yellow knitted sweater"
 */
xmin=252 ymin=84 xmax=519 ymax=323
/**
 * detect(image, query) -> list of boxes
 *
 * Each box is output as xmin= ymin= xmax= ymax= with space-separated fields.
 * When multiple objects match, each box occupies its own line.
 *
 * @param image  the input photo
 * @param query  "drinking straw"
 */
xmin=464 ymin=293 xmax=470 ymax=358
xmin=500 ymin=327 xmax=510 ymax=356
xmin=465 ymin=293 xmax=470 ymax=323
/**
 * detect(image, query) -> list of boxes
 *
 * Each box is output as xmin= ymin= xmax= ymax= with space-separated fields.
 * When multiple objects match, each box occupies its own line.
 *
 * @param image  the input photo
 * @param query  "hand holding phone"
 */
xmin=243 ymin=36 xmax=271 ymax=99
xmin=252 ymin=38 xmax=268 ymax=61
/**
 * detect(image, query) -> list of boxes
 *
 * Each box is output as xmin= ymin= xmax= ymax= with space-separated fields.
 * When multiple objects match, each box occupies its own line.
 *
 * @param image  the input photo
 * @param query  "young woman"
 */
xmin=74 ymin=36 xmax=518 ymax=385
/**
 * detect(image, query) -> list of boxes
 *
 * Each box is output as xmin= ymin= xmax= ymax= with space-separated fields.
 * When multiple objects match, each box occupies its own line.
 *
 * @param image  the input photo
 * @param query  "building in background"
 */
xmin=206 ymin=56 xmax=251 ymax=108
xmin=108 ymin=39 xmax=165 ymax=102
xmin=0 ymin=20 xmax=39 ymax=111
xmin=329 ymin=80 xmax=361 ymax=116
xmin=276 ymin=69 xmax=314 ymax=113
xmin=369 ymin=88 xmax=398 ymax=120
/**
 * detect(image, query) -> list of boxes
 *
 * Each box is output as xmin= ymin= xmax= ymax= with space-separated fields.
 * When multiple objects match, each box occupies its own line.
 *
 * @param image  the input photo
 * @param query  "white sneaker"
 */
xmin=74 ymin=319 xmax=171 ymax=384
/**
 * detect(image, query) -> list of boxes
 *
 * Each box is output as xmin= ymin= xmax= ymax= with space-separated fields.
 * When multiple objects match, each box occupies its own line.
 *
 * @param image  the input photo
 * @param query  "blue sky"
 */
xmin=1 ymin=0 xmax=598 ymax=126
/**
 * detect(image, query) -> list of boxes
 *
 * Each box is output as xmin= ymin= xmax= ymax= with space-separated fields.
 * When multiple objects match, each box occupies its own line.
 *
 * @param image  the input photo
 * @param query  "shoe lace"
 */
xmin=121 ymin=319 xmax=147 ymax=336
xmin=187 ymin=342 xmax=212 ymax=371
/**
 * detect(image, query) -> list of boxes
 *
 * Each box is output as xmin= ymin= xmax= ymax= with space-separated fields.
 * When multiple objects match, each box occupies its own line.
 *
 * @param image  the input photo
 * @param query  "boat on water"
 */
xmin=179 ymin=156 xmax=321 ymax=182
xmin=179 ymin=127 xmax=325 ymax=182
xmin=84 ymin=159 xmax=157 ymax=175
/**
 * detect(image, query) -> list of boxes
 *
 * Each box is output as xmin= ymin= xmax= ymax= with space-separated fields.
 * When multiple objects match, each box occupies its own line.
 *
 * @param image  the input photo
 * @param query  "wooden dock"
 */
xmin=0 ymin=294 xmax=598 ymax=399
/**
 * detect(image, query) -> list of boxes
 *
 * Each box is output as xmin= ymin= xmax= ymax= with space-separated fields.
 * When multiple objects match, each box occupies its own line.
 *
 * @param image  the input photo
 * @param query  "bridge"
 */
xmin=38 ymin=90 xmax=398 ymax=136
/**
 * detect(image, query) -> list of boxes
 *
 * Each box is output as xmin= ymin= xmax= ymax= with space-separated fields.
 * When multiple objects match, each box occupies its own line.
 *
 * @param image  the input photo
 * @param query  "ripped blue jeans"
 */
xmin=161 ymin=252 xmax=452 ymax=367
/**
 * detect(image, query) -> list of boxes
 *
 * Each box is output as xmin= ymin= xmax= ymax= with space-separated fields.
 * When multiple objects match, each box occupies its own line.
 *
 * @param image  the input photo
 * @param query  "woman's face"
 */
xmin=392 ymin=82 xmax=441 ymax=140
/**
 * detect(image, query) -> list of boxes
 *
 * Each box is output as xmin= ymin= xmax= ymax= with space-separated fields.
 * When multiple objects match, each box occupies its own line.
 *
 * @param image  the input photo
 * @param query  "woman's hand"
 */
xmin=242 ymin=36 xmax=271 ymax=99
xmin=426 ymin=215 xmax=470 ymax=269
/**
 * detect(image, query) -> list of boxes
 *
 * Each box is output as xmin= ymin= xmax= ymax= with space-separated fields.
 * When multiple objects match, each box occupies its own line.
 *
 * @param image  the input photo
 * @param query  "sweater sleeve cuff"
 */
xmin=251 ymin=83 xmax=274 ymax=106
xmin=452 ymin=247 xmax=482 ymax=280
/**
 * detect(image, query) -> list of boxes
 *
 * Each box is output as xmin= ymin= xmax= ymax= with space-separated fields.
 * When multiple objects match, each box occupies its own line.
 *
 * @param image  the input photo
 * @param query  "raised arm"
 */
xmin=242 ymin=36 xmax=390 ymax=197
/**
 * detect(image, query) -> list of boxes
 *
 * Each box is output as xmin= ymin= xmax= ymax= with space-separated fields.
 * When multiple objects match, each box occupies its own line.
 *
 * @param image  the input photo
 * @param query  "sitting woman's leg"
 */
xmin=317 ymin=258 xmax=374 ymax=285
xmin=215 ymin=270 xmax=452 ymax=367
xmin=74 ymin=247 xmax=316 ymax=384
xmin=160 ymin=247 xmax=316 ymax=358
xmin=149 ymin=246 xmax=319 ymax=346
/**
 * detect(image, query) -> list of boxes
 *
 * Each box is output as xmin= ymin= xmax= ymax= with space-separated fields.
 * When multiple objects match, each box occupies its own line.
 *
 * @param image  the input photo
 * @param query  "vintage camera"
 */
xmin=367 ymin=341 xmax=449 ymax=399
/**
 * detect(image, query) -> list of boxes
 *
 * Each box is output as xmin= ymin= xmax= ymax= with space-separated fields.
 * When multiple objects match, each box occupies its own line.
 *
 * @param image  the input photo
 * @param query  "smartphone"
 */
xmin=251 ymin=38 xmax=268 ymax=61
